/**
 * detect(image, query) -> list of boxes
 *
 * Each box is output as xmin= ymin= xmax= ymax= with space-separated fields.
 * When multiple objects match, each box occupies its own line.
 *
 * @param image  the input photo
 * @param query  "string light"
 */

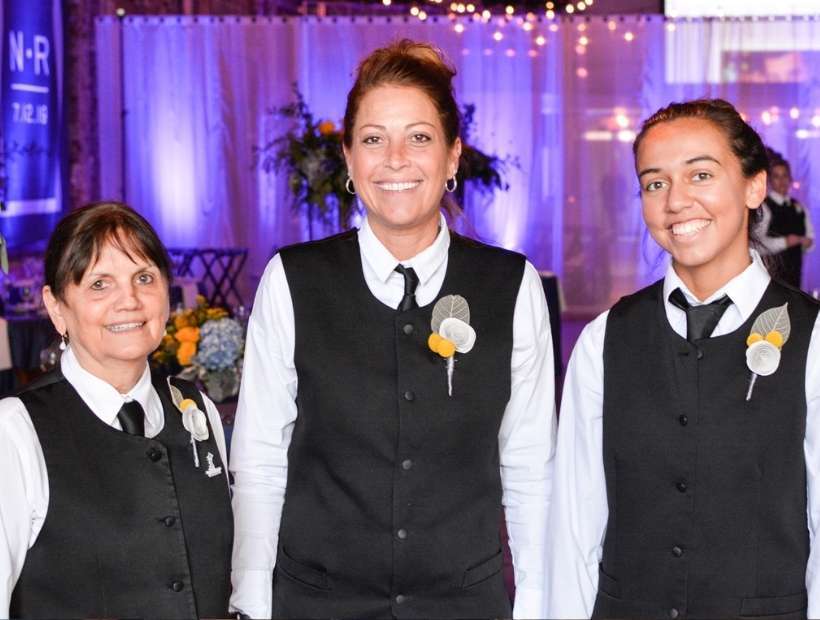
xmin=607 ymin=20 xmax=617 ymax=30
xmin=577 ymin=67 xmax=588 ymax=78
xmin=505 ymin=5 xmax=514 ymax=15
xmin=410 ymin=6 xmax=419 ymax=15
xmin=535 ymin=34 xmax=546 ymax=45
xmin=454 ymin=22 xmax=465 ymax=32
xmin=382 ymin=0 xmax=392 ymax=6
xmin=790 ymin=107 xmax=800 ymax=119
xmin=546 ymin=9 xmax=555 ymax=18
xmin=579 ymin=35 xmax=589 ymax=45
xmin=624 ymin=31 xmax=635 ymax=41
xmin=493 ymin=30 xmax=504 ymax=41
xmin=565 ymin=4 xmax=575 ymax=13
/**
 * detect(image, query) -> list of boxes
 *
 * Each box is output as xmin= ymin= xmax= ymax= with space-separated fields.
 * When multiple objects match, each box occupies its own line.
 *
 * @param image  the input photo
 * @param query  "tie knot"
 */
xmin=669 ymin=287 xmax=733 ymax=342
xmin=118 ymin=400 xmax=145 ymax=436
xmin=394 ymin=265 xmax=419 ymax=312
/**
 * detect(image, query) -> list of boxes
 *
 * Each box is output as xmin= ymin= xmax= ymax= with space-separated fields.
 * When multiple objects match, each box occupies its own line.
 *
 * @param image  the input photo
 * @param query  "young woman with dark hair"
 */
xmin=547 ymin=99 xmax=820 ymax=620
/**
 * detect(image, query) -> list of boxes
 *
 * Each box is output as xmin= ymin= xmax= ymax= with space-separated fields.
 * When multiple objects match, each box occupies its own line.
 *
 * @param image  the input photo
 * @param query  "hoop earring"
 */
xmin=345 ymin=177 xmax=356 ymax=195
xmin=445 ymin=177 xmax=458 ymax=193
xmin=59 ymin=332 xmax=69 ymax=351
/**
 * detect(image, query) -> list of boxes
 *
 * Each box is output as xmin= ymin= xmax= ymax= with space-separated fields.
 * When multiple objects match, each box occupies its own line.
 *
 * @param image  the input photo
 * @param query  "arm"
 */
xmin=499 ymin=261 xmax=557 ymax=618
xmin=804 ymin=313 xmax=820 ymax=617
xmin=545 ymin=312 xmax=610 ymax=619
xmin=802 ymin=203 xmax=815 ymax=251
xmin=753 ymin=202 xmax=789 ymax=255
xmin=0 ymin=397 xmax=48 ymax=618
xmin=229 ymin=255 xmax=298 ymax=619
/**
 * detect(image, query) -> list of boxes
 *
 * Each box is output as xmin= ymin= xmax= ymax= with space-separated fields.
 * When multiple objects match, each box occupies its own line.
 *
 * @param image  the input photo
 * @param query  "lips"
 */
xmin=671 ymin=218 xmax=711 ymax=237
xmin=375 ymin=181 xmax=421 ymax=192
xmin=105 ymin=322 xmax=145 ymax=333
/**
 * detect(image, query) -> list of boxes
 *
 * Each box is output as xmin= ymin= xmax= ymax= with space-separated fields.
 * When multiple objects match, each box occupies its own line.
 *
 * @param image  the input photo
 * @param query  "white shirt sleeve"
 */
xmin=500 ymin=261 xmax=557 ymax=618
xmin=545 ymin=310 xmax=610 ymax=619
xmin=754 ymin=202 xmax=788 ymax=255
xmin=0 ymin=397 xmax=48 ymax=619
xmin=801 ymin=202 xmax=815 ymax=251
xmin=229 ymin=254 xmax=297 ymax=619
xmin=802 ymin=313 xmax=820 ymax=617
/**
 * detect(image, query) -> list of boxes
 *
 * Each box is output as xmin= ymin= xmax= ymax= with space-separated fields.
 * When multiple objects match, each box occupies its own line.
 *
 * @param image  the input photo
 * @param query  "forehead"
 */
xmin=637 ymin=117 xmax=733 ymax=167
xmin=355 ymin=84 xmax=441 ymax=128
xmin=86 ymin=234 xmax=154 ymax=272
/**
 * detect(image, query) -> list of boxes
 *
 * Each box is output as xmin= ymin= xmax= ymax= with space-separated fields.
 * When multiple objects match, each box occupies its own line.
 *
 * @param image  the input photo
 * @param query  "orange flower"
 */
xmin=175 ymin=326 xmax=200 ymax=343
xmin=206 ymin=307 xmax=229 ymax=320
xmin=318 ymin=120 xmax=336 ymax=136
xmin=173 ymin=311 xmax=195 ymax=330
xmin=177 ymin=341 xmax=197 ymax=366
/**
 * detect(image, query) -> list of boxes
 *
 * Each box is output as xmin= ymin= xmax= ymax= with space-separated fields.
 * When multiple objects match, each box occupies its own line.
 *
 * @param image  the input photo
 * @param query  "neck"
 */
xmin=368 ymin=215 xmax=440 ymax=261
xmin=674 ymin=245 xmax=751 ymax=302
xmin=71 ymin=348 xmax=145 ymax=394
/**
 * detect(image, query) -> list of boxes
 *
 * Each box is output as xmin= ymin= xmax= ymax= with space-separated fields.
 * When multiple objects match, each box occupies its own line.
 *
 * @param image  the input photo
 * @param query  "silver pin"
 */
xmin=205 ymin=452 xmax=223 ymax=478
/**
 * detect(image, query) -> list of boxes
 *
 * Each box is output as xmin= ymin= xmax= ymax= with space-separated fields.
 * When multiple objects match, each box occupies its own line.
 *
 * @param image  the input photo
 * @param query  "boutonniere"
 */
xmin=167 ymin=377 xmax=210 ymax=467
xmin=745 ymin=302 xmax=790 ymax=401
xmin=427 ymin=295 xmax=477 ymax=396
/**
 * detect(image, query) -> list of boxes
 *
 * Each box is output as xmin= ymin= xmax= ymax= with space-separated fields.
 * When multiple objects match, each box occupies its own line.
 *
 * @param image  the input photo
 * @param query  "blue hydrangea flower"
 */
xmin=195 ymin=318 xmax=245 ymax=371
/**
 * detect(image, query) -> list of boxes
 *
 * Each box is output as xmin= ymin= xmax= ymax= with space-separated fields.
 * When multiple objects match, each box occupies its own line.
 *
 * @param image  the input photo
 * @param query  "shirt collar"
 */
xmin=768 ymin=190 xmax=788 ymax=205
xmin=663 ymin=250 xmax=770 ymax=322
xmin=60 ymin=347 xmax=154 ymax=426
xmin=358 ymin=213 xmax=450 ymax=286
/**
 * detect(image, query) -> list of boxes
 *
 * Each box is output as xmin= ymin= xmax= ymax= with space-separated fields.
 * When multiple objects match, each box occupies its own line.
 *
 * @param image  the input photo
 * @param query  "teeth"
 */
xmin=672 ymin=219 xmax=711 ymax=236
xmin=376 ymin=181 xmax=420 ymax=192
xmin=106 ymin=322 xmax=144 ymax=333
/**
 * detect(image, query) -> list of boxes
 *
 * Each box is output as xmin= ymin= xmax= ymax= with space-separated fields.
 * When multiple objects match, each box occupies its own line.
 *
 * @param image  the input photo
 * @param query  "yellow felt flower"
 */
xmin=436 ymin=338 xmax=456 ymax=358
xmin=178 ymin=398 xmax=197 ymax=412
xmin=428 ymin=333 xmax=443 ymax=352
xmin=746 ymin=332 xmax=763 ymax=347
xmin=175 ymin=326 xmax=200 ymax=344
xmin=318 ymin=120 xmax=336 ymax=136
xmin=177 ymin=341 xmax=197 ymax=366
xmin=765 ymin=330 xmax=784 ymax=348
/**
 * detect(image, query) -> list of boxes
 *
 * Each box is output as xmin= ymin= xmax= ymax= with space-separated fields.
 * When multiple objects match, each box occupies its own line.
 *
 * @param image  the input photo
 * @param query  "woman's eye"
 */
xmin=362 ymin=135 xmax=382 ymax=145
xmin=644 ymin=180 xmax=666 ymax=192
xmin=693 ymin=171 xmax=712 ymax=182
xmin=137 ymin=272 xmax=155 ymax=285
xmin=90 ymin=279 xmax=106 ymax=291
xmin=410 ymin=133 xmax=431 ymax=144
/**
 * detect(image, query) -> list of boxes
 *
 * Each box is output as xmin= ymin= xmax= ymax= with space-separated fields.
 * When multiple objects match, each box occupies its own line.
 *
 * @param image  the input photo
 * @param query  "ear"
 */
xmin=746 ymin=169 xmax=767 ymax=210
xmin=343 ymin=144 xmax=353 ymax=180
xmin=42 ymin=285 xmax=67 ymax=336
xmin=448 ymin=137 xmax=462 ymax=179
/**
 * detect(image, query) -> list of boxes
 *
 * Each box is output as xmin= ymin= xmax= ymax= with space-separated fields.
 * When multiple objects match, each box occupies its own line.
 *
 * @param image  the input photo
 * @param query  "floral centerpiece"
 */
xmin=254 ymin=86 xmax=514 ymax=234
xmin=152 ymin=295 xmax=245 ymax=403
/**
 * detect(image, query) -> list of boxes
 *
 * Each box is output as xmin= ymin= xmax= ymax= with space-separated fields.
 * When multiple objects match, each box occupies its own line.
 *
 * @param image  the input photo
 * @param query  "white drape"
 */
xmin=95 ymin=15 xmax=820 ymax=313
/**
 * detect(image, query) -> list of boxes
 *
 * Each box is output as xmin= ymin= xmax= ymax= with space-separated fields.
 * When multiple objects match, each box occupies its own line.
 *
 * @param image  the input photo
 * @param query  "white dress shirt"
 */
xmin=755 ymin=191 xmax=816 ymax=255
xmin=0 ymin=347 xmax=228 ymax=619
xmin=546 ymin=252 xmax=820 ymax=619
xmin=230 ymin=214 xmax=557 ymax=618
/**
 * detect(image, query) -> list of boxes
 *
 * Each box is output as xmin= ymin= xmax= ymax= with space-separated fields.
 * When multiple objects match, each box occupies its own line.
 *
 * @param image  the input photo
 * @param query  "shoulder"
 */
xmin=0 ymin=395 xmax=39 ymax=451
xmin=769 ymin=279 xmax=820 ymax=318
xmin=609 ymin=280 xmax=664 ymax=320
xmin=278 ymin=229 xmax=358 ymax=262
xmin=450 ymin=230 xmax=526 ymax=265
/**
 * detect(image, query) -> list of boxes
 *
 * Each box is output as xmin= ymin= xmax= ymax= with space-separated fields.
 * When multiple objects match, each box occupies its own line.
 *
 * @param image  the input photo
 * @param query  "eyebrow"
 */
xmin=359 ymin=122 xmax=437 ymax=131
xmin=637 ymin=155 xmax=722 ymax=178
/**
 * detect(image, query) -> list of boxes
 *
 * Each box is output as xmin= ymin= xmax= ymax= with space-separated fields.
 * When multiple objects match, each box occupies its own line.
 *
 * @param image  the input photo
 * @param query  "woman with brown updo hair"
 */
xmin=547 ymin=99 xmax=820 ymax=619
xmin=230 ymin=40 xmax=556 ymax=618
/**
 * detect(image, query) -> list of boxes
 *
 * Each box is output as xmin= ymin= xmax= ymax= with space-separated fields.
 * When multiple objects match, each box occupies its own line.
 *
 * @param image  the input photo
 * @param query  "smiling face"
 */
xmin=343 ymin=84 xmax=461 ymax=247
xmin=636 ymin=117 xmax=767 ymax=297
xmin=43 ymin=237 xmax=170 ymax=383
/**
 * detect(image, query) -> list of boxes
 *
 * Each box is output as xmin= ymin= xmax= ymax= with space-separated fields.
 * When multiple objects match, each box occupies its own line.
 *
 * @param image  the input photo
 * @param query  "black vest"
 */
xmin=765 ymin=196 xmax=807 ymax=288
xmin=11 ymin=371 xmax=233 ymax=619
xmin=274 ymin=230 xmax=524 ymax=619
xmin=594 ymin=280 xmax=819 ymax=620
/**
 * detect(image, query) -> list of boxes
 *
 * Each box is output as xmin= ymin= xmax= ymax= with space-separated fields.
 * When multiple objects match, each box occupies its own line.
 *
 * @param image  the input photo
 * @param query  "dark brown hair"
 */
xmin=45 ymin=201 xmax=172 ymax=301
xmin=633 ymin=98 xmax=768 ymax=238
xmin=343 ymin=39 xmax=461 ymax=148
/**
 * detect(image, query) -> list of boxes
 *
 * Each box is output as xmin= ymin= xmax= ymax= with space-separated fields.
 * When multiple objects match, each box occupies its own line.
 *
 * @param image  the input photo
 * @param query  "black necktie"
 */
xmin=394 ymin=265 xmax=419 ymax=312
xmin=117 ymin=400 xmax=145 ymax=436
xmin=669 ymin=287 xmax=733 ymax=342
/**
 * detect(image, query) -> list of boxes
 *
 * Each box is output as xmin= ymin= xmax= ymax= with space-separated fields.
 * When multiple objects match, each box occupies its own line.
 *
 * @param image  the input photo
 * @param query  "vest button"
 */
xmin=147 ymin=448 xmax=162 ymax=462
xmin=672 ymin=545 xmax=683 ymax=558
xmin=678 ymin=415 xmax=688 ymax=426
xmin=402 ymin=459 xmax=413 ymax=471
xmin=669 ymin=608 xmax=679 ymax=619
xmin=403 ymin=323 xmax=414 ymax=335
xmin=676 ymin=480 xmax=688 ymax=493
xmin=163 ymin=516 xmax=177 ymax=527
xmin=696 ymin=349 xmax=704 ymax=360
xmin=397 ymin=528 xmax=408 ymax=540
xmin=395 ymin=594 xmax=406 ymax=604
xmin=170 ymin=580 xmax=185 ymax=592
xmin=403 ymin=391 xmax=415 ymax=402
